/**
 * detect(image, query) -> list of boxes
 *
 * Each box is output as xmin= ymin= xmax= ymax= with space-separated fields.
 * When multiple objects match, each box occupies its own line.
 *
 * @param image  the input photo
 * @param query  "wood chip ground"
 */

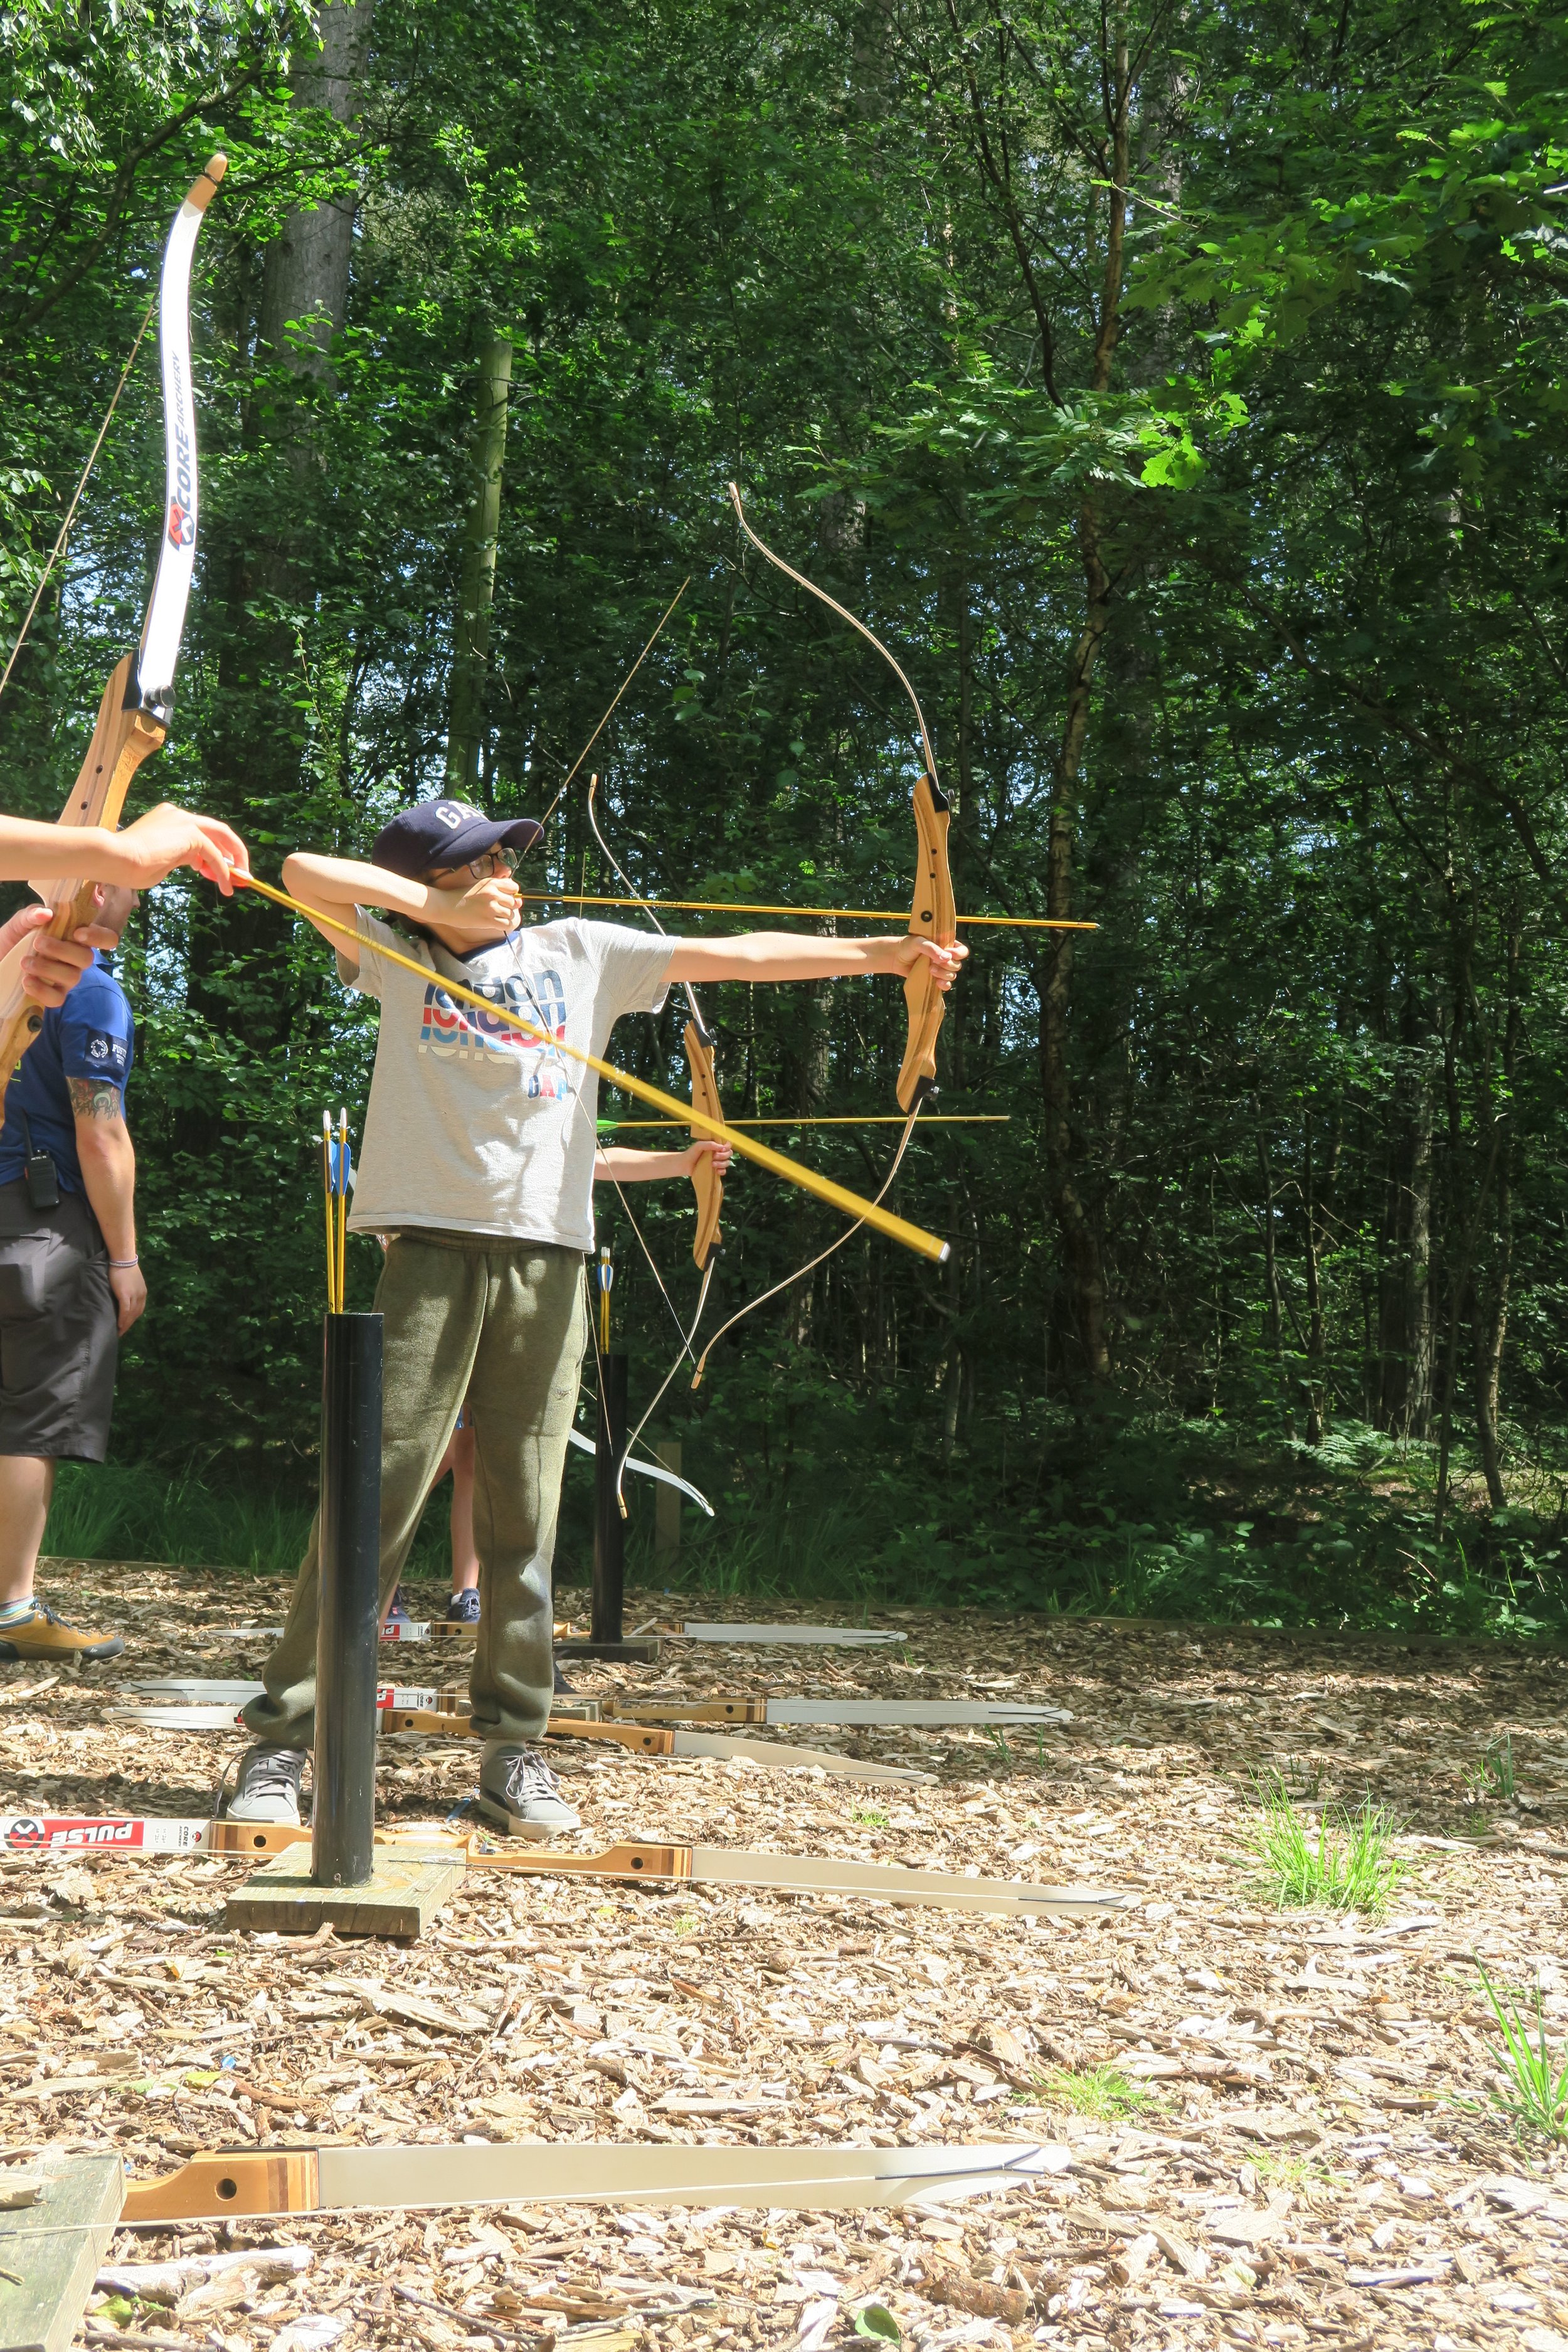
xmin=3 ymin=1559 xmax=1567 ymax=2352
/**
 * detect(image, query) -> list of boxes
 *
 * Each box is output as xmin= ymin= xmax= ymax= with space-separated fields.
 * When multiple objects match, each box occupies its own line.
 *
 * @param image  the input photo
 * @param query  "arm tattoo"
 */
xmin=67 ymin=1076 xmax=125 ymax=1123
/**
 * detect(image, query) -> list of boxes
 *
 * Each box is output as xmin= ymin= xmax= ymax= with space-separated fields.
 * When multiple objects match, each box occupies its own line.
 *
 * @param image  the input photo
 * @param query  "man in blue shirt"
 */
xmin=0 ymin=883 xmax=143 ymax=1661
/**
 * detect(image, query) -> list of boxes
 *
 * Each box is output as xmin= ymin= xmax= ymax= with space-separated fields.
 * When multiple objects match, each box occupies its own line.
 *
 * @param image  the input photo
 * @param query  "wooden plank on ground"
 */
xmin=0 ymin=2152 xmax=122 ymax=2352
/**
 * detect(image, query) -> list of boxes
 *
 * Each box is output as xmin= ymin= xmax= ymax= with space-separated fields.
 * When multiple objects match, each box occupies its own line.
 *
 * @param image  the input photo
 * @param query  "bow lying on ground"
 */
xmin=107 ymin=1701 xmax=933 ymax=1784
xmin=235 ymin=873 xmax=949 ymax=1264
xmin=118 ymin=2138 xmax=1068 ymax=2223
xmin=0 ymin=1813 xmax=1127 ymax=1917
xmin=0 ymin=156 xmax=226 ymax=1121
xmin=120 ymin=1678 xmax=1074 ymax=1730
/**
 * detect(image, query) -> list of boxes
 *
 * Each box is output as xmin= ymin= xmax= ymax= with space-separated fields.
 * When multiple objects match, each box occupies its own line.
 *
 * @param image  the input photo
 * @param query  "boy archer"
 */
xmin=230 ymin=798 xmax=963 ymax=1834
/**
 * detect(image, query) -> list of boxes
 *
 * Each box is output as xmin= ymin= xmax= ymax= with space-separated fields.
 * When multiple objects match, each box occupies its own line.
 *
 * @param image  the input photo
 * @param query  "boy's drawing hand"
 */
xmin=680 ymin=1138 xmax=734 ymax=1178
xmin=430 ymin=871 xmax=522 ymax=937
xmin=889 ymin=934 xmax=967 ymax=989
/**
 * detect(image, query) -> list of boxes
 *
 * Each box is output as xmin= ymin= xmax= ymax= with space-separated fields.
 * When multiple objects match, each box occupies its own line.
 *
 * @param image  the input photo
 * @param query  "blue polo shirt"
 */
xmin=0 ymin=951 xmax=134 ymax=1195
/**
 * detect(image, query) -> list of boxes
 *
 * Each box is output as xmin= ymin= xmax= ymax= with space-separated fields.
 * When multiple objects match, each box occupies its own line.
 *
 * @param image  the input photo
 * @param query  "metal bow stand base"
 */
xmin=226 ymin=1312 xmax=462 ymax=1940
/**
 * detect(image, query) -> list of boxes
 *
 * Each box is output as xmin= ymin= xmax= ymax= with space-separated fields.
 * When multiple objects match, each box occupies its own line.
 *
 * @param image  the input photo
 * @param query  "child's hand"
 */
xmin=428 ymin=871 xmax=522 ymax=936
xmin=891 ymin=935 xmax=968 ymax=989
xmin=681 ymin=1138 xmax=734 ymax=1177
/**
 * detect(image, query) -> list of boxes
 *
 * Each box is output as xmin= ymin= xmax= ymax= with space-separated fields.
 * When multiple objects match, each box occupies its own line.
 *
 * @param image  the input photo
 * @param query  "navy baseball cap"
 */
xmin=371 ymin=799 xmax=544 ymax=879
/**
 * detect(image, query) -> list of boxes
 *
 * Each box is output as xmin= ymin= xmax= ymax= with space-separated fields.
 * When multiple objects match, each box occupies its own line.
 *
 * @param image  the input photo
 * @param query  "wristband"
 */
xmin=109 ymin=1256 xmax=139 ymax=1269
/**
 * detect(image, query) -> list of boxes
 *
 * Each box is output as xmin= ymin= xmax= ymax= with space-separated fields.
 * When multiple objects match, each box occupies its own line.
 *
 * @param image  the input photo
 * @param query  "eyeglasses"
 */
xmin=428 ymin=845 xmax=520 ymax=884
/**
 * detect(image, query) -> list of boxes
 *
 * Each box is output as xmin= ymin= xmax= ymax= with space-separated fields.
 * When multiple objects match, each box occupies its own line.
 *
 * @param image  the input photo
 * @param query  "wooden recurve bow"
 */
xmin=726 ymin=481 xmax=957 ymax=1112
xmin=0 ymin=155 xmax=226 ymax=1125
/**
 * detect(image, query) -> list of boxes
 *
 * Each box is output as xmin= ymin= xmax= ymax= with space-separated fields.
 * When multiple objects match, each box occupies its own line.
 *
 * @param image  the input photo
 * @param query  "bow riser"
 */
xmin=896 ymin=769 xmax=956 ymax=1111
xmin=0 ymin=656 xmax=166 ymax=1120
xmin=686 ymin=1017 xmax=724 ymax=1268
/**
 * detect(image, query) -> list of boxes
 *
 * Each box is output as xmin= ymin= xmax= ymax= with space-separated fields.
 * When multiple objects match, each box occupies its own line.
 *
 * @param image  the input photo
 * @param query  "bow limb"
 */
xmin=0 ymin=155 xmax=226 ymax=1116
xmin=566 ymin=1424 xmax=715 ymax=1517
xmin=725 ymin=482 xmax=958 ymax=1113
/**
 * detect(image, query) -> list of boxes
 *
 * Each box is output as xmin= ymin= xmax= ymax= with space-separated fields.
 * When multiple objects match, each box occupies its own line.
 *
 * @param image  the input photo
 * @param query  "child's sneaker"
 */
xmin=223 ymin=1745 xmax=308 ymax=1825
xmin=477 ymin=1746 xmax=581 ymax=1840
xmin=384 ymin=1586 xmax=415 ymax=1626
xmin=444 ymin=1588 xmax=480 ymax=1625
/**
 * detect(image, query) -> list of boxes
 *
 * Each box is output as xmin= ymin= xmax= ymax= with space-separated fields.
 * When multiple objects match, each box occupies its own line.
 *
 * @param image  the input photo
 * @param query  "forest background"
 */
xmin=3 ymin=0 xmax=1565 ymax=1638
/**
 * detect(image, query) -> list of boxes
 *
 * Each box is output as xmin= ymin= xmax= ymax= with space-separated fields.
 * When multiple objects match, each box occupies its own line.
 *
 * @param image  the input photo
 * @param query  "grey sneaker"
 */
xmin=224 ymin=1744 xmax=308 ymax=1826
xmin=478 ymin=1745 xmax=581 ymax=1841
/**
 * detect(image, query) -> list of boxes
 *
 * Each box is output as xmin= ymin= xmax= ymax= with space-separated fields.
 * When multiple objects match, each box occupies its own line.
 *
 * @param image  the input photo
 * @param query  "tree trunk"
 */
xmin=1376 ymin=988 xmax=1434 ymax=1441
xmin=1256 ymin=1129 xmax=1283 ymax=1360
xmin=1035 ymin=17 xmax=1130 ymax=1386
xmin=1301 ymin=1116 xmax=1328 ymax=1446
xmin=446 ymin=336 xmax=514 ymax=798
xmin=253 ymin=0 xmax=379 ymax=605
xmin=1472 ymin=919 xmax=1522 ymax=1512
xmin=188 ymin=0 xmax=379 ymax=1069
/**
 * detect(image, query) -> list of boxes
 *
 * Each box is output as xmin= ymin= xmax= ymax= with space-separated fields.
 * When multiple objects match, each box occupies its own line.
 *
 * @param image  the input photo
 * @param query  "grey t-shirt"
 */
xmin=343 ymin=913 xmax=674 ymax=1248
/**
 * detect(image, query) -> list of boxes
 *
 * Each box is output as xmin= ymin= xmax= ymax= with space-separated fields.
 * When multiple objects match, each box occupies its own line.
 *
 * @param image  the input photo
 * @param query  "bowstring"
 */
xmin=585 ymin=770 xmax=723 ymax=1512
xmin=531 ymin=579 xmax=691 ymax=839
xmin=690 ymin=1097 xmax=924 ymax=1389
xmin=0 ymin=289 xmax=160 ymax=707
xmin=493 ymin=577 xmax=706 ymax=1382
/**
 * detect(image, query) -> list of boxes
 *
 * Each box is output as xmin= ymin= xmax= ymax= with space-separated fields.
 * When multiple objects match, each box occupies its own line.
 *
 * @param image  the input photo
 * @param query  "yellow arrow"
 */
xmin=518 ymin=890 xmax=1091 ymax=931
xmin=598 ymin=1114 xmax=1009 ymax=1129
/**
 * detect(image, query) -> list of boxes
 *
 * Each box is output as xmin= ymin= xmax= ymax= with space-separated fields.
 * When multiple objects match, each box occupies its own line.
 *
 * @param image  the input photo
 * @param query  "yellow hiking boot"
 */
xmin=0 ymin=1599 xmax=124 ymax=1663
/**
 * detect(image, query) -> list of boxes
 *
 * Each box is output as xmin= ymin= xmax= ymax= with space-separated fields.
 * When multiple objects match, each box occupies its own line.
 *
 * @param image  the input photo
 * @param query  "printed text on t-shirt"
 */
xmin=416 ymin=967 xmax=573 ymax=1099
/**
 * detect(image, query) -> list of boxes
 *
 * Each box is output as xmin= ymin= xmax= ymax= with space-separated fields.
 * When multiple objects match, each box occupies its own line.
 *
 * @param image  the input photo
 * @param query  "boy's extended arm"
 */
xmin=595 ymin=1141 xmax=732 ymax=1184
xmin=665 ymin=930 xmax=965 ymax=988
xmin=280 ymin=852 xmax=521 ymax=969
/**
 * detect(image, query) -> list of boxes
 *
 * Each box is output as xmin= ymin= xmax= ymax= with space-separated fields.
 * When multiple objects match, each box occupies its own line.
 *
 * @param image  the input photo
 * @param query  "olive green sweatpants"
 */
xmin=241 ymin=1231 xmax=587 ymax=1752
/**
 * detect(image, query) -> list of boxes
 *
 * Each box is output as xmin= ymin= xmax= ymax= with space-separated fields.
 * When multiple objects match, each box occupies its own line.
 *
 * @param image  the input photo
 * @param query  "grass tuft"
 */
xmin=1475 ymin=1959 xmax=1568 ymax=2144
xmin=1021 ymin=2063 xmax=1162 ymax=2121
xmin=1246 ymin=1769 xmax=1409 ymax=1918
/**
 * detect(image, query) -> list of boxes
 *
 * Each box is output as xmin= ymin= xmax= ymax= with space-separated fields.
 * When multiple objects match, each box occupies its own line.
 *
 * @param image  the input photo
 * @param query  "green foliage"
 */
xmin=852 ymin=2307 xmax=901 ymax=2344
xmin=4 ymin=0 xmax=1568 ymax=1643
xmin=1022 ymin=2065 xmax=1163 ymax=2122
xmin=1474 ymin=1961 xmax=1568 ymax=2146
xmin=1246 ymin=1771 xmax=1411 ymax=1919
xmin=1465 ymin=1735 xmax=1519 ymax=1810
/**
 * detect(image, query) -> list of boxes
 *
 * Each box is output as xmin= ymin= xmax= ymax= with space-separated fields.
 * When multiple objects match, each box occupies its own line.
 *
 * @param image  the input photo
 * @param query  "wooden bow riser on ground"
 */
xmin=0 ymin=1812 xmax=1125 ymax=1916
xmin=114 ymin=2137 xmax=1062 ymax=2222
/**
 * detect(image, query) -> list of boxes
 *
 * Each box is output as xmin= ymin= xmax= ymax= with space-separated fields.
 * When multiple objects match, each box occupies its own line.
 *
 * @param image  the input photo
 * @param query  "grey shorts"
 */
xmin=0 ymin=1180 xmax=119 ymax=1461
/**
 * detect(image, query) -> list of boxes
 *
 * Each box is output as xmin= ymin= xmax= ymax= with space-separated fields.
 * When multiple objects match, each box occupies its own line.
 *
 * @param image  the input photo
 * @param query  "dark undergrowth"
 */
xmin=38 ymin=1406 xmax=1568 ymax=1645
